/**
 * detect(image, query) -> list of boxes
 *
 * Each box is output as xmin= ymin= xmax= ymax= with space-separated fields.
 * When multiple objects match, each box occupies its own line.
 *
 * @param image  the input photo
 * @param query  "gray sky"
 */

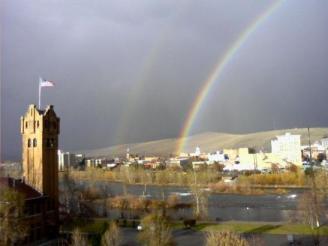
xmin=1 ymin=0 xmax=328 ymax=160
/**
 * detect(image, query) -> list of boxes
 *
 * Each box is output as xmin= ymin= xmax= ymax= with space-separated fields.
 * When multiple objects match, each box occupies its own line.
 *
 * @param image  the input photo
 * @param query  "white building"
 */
xmin=207 ymin=151 xmax=226 ymax=163
xmin=189 ymin=146 xmax=201 ymax=157
xmin=321 ymin=138 xmax=328 ymax=150
xmin=58 ymin=150 xmax=77 ymax=171
xmin=271 ymin=133 xmax=302 ymax=165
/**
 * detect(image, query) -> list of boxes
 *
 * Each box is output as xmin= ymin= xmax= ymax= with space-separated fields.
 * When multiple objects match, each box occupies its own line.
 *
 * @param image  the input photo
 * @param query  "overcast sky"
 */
xmin=1 ymin=0 xmax=328 ymax=160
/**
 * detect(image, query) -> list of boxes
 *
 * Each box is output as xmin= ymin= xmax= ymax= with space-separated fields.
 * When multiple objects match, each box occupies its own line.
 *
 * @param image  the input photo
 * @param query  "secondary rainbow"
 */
xmin=114 ymin=2 xmax=190 ymax=146
xmin=176 ymin=0 xmax=284 ymax=154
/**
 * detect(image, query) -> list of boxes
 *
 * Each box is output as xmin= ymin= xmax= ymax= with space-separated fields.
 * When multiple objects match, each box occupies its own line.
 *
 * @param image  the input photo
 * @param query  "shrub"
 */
xmin=205 ymin=230 xmax=249 ymax=246
xmin=101 ymin=221 xmax=121 ymax=246
xmin=138 ymin=212 xmax=174 ymax=246
xmin=166 ymin=194 xmax=180 ymax=208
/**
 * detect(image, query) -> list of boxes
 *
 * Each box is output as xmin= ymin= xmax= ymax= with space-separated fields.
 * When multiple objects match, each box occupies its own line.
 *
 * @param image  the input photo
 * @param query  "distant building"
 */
xmin=219 ymin=147 xmax=287 ymax=171
xmin=85 ymin=158 xmax=104 ymax=168
xmin=321 ymin=138 xmax=328 ymax=150
xmin=126 ymin=148 xmax=130 ymax=160
xmin=271 ymin=133 xmax=302 ymax=165
xmin=167 ymin=157 xmax=189 ymax=169
xmin=301 ymin=142 xmax=326 ymax=160
xmin=58 ymin=150 xmax=76 ymax=171
xmin=192 ymin=161 xmax=207 ymax=169
xmin=195 ymin=147 xmax=201 ymax=156
xmin=144 ymin=156 xmax=159 ymax=162
xmin=207 ymin=151 xmax=225 ymax=163
xmin=75 ymin=153 xmax=85 ymax=165
xmin=190 ymin=146 xmax=201 ymax=157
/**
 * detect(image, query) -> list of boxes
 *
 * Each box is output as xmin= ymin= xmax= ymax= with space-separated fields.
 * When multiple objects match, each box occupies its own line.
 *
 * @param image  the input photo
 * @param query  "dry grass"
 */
xmin=239 ymin=172 xmax=305 ymax=186
xmin=67 ymin=167 xmax=221 ymax=186
xmin=208 ymin=182 xmax=265 ymax=195
xmin=108 ymin=195 xmax=190 ymax=211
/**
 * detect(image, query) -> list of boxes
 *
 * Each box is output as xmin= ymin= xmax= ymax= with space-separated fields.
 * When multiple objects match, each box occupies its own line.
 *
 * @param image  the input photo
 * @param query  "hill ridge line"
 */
xmin=79 ymin=128 xmax=328 ymax=158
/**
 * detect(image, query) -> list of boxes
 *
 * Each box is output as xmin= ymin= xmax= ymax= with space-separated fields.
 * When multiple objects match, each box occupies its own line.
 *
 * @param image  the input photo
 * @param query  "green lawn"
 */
xmin=62 ymin=218 xmax=109 ymax=233
xmin=63 ymin=219 xmax=328 ymax=236
xmin=197 ymin=222 xmax=328 ymax=235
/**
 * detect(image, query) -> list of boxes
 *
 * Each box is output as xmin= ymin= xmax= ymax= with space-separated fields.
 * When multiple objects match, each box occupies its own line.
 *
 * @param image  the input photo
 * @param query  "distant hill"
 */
xmin=81 ymin=128 xmax=328 ymax=158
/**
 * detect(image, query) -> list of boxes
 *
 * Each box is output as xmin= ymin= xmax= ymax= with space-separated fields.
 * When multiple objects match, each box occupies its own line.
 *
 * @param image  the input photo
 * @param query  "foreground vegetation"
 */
xmin=60 ymin=167 xmax=328 ymax=245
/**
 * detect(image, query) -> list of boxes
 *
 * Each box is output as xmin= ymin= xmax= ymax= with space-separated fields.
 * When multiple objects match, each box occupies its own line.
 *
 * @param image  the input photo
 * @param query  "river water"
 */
xmin=64 ymin=180 xmax=304 ymax=222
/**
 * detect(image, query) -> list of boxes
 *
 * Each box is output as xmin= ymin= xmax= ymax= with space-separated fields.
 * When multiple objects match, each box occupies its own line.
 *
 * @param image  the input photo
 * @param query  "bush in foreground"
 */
xmin=205 ymin=230 xmax=249 ymax=246
xmin=101 ymin=221 xmax=121 ymax=246
xmin=138 ymin=212 xmax=174 ymax=246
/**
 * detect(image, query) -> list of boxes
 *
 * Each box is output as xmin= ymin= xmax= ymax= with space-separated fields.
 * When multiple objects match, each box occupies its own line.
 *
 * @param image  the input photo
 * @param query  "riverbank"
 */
xmin=62 ymin=170 xmax=309 ymax=195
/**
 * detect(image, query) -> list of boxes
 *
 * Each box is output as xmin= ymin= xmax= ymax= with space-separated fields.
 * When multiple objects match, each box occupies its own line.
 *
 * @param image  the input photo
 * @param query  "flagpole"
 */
xmin=38 ymin=78 xmax=41 ymax=109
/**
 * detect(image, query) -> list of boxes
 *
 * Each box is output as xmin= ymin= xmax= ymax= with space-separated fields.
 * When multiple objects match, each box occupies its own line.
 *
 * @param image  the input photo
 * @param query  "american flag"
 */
xmin=39 ymin=77 xmax=55 ymax=87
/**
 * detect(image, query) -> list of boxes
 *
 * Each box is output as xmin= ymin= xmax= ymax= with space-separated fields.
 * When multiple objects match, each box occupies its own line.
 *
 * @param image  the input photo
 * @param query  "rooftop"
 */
xmin=0 ymin=177 xmax=43 ymax=199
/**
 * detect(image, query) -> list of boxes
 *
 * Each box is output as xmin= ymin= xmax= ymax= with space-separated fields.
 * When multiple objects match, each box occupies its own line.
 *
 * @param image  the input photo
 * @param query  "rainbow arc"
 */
xmin=176 ymin=0 xmax=284 ymax=154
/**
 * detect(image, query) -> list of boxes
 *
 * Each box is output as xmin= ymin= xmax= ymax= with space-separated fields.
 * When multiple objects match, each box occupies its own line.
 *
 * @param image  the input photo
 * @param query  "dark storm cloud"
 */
xmin=1 ymin=0 xmax=328 ymax=159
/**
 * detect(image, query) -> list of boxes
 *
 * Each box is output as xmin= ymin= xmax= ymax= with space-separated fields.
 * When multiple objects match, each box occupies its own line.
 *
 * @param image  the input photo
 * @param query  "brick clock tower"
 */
xmin=21 ymin=104 xmax=60 ymax=210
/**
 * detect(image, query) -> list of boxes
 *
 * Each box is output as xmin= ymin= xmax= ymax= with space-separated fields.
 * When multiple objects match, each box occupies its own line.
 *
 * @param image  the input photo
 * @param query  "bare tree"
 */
xmin=61 ymin=171 xmax=81 ymax=215
xmin=138 ymin=212 xmax=174 ymax=246
xmin=205 ymin=230 xmax=249 ymax=246
xmin=156 ymin=170 xmax=169 ymax=201
xmin=0 ymin=187 xmax=28 ymax=245
xmin=101 ymin=221 xmax=121 ymax=246
xmin=71 ymin=228 xmax=88 ymax=246
xmin=294 ymin=170 xmax=328 ymax=245
xmin=98 ymin=183 xmax=112 ymax=217
xmin=297 ymin=191 xmax=325 ymax=229
xmin=189 ymin=170 xmax=208 ymax=219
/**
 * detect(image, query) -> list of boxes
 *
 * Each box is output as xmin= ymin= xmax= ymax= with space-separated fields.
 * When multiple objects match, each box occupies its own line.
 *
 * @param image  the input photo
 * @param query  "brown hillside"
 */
xmin=82 ymin=128 xmax=328 ymax=158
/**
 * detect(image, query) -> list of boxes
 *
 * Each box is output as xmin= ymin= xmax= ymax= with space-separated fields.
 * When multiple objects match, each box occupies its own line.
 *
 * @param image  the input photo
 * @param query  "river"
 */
xmin=61 ymin=180 xmax=306 ymax=222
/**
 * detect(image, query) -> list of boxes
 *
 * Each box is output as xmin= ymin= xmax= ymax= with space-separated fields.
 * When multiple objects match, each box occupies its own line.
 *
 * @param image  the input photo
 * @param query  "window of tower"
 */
xmin=46 ymin=138 xmax=50 ymax=148
xmin=28 ymin=139 xmax=31 ymax=147
xmin=53 ymin=122 xmax=57 ymax=130
xmin=25 ymin=122 xmax=28 ymax=129
xmin=33 ymin=138 xmax=37 ymax=147
xmin=45 ymin=120 xmax=50 ymax=129
xmin=36 ymin=120 xmax=39 ymax=128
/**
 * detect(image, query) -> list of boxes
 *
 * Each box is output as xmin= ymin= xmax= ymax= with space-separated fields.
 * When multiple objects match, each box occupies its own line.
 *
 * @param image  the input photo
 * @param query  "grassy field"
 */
xmin=63 ymin=219 xmax=328 ymax=236
xmin=198 ymin=221 xmax=328 ymax=236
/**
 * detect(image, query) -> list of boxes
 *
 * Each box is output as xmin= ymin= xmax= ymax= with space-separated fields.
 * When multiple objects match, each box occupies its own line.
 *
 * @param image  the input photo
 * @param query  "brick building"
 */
xmin=0 ymin=104 xmax=60 ymax=244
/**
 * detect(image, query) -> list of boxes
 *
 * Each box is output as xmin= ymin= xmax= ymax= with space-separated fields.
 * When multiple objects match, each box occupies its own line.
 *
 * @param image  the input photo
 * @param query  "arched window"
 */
xmin=33 ymin=138 xmax=37 ymax=147
xmin=25 ymin=122 xmax=28 ymax=129
xmin=28 ymin=139 xmax=31 ymax=147
xmin=36 ymin=121 xmax=40 ymax=128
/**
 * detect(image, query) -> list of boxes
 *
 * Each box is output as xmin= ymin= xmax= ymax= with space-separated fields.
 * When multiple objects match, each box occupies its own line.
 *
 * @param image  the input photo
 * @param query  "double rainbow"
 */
xmin=176 ymin=0 xmax=284 ymax=154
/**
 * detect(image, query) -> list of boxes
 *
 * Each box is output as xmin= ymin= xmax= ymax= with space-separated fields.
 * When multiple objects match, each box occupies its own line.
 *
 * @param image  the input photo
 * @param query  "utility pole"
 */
xmin=307 ymin=127 xmax=313 ymax=165
xmin=308 ymin=127 xmax=320 ymax=228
